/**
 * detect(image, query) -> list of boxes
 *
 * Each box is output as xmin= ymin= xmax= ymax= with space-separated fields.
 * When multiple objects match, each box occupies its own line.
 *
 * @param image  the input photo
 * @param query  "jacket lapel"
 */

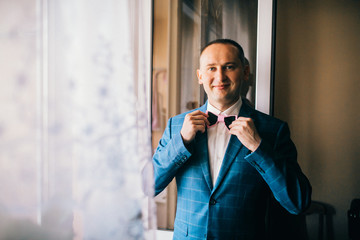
xmin=196 ymin=103 xmax=213 ymax=191
xmin=213 ymin=135 xmax=245 ymax=191
xmin=213 ymin=101 xmax=254 ymax=191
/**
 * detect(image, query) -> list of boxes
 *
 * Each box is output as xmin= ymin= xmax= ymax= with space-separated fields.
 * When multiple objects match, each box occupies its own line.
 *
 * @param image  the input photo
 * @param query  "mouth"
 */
xmin=213 ymin=84 xmax=230 ymax=90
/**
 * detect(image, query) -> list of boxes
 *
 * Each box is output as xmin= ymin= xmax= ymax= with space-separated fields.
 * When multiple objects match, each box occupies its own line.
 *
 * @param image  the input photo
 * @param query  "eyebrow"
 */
xmin=205 ymin=62 xmax=238 ymax=67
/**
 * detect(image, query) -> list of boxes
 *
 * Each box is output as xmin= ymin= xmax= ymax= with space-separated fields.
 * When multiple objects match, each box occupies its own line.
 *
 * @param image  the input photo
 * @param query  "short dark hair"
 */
xmin=200 ymin=39 xmax=245 ymax=66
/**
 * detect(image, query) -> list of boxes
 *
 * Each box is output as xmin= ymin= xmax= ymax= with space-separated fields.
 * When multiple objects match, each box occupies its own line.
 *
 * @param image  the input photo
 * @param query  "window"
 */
xmin=152 ymin=0 xmax=276 ymax=230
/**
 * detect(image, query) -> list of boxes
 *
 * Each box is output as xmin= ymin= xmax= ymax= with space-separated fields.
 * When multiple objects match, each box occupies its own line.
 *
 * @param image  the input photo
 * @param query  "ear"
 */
xmin=243 ymin=65 xmax=250 ymax=81
xmin=197 ymin=69 xmax=203 ymax=84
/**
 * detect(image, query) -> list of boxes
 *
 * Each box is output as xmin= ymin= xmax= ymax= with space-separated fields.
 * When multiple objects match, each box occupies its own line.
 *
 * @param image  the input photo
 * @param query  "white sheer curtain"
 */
xmin=0 ymin=0 xmax=154 ymax=239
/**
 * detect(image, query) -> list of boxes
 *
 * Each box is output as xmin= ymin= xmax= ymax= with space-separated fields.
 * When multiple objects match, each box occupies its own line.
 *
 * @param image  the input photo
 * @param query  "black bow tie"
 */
xmin=207 ymin=111 xmax=237 ymax=130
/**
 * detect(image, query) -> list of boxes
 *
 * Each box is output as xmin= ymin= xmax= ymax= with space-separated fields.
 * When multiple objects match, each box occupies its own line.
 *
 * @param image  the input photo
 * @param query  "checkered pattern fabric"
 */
xmin=152 ymin=100 xmax=311 ymax=240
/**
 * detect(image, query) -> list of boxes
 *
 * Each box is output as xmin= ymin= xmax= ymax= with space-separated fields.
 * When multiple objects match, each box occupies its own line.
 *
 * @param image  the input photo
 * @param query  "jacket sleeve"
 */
xmin=245 ymin=122 xmax=312 ymax=214
xmin=152 ymin=118 xmax=192 ymax=196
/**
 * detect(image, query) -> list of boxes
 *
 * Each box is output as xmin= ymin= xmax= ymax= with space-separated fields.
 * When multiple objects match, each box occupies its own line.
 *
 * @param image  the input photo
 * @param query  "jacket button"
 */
xmin=210 ymin=198 xmax=216 ymax=205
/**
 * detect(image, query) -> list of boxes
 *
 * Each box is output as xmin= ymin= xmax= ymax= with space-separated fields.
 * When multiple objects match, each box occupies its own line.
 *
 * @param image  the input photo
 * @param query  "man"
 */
xmin=152 ymin=39 xmax=311 ymax=239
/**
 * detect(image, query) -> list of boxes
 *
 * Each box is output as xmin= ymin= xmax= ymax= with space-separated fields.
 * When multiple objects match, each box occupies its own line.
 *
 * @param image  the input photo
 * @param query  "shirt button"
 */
xmin=210 ymin=198 xmax=216 ymax=205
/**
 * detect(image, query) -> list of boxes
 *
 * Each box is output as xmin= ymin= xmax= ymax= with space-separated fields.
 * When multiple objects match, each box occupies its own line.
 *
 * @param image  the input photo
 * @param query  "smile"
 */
xmin=213 ymin=84 xmax=229 ymax=90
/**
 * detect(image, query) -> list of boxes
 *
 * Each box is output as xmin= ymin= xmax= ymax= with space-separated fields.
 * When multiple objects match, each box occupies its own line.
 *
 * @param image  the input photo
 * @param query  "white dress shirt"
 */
xmin=207 ymin=98 xmax=242 ymax=187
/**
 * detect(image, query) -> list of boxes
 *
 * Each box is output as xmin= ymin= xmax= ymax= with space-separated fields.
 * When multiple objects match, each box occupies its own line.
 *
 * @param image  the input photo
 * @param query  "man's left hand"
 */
xmin=229 ymin=117 xmax=261 ymax=152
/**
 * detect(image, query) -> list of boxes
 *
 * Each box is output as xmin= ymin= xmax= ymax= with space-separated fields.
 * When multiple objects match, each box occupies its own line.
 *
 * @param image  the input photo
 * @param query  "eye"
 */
xmin=208 ymin=67 xmax=216 ymax=71
xmin=225 ymin=65 xmax=235 ymax=70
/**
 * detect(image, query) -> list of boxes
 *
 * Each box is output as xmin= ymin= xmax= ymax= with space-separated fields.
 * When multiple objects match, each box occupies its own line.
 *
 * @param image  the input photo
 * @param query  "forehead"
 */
xmin=200 ymin=43 xmax=240 ymax=66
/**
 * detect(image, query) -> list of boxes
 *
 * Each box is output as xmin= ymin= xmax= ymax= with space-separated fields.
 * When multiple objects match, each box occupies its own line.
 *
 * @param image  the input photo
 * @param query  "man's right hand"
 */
xmin=180 ymin=110 xmax=209 ymax=144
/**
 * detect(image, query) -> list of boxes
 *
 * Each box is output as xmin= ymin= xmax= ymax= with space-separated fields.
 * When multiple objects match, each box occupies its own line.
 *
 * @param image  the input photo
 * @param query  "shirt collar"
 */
xmin=207 ymin=97 xmax=242 ymax=116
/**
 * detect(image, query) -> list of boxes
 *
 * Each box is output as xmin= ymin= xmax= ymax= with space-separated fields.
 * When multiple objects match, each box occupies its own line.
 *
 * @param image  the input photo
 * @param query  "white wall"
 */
xmin=275 ymin=0 xmax=360 ymax=239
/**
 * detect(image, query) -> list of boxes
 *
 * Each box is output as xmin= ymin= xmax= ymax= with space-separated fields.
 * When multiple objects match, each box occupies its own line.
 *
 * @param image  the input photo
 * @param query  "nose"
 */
xmin=215 ymin=68 xmax=226 ymax=82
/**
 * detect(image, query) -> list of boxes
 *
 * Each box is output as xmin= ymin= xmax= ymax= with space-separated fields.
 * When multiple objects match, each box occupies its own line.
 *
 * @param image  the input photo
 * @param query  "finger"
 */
xmin=189 ymin=110 xmax=208 ymax=117
xmin=185 ymin=114 xmax=202 ymax=124
xmin=229 ymin=118 xmax=253 ymax=128
xmin=189 ymin=114 xmax=208 ymax=120
xmin=189 ymin=119 xmax=208 ymax=126
xmin=233 ymin=117 xmax=253 ymax=125
xmin=186 ymin=111 xmax=209 ymax=126
xmin=229 ymin=126 xmax=243 ymax=134
xmin=229 ymin=121 xmax=245 ymax=129
xmin=192 ymin=124 xmax=206 ymax=133
xmin=229 ymin=128 xmax=242 ymax=138
xmin=205 ymin=118 xmax=210 ymax=126
xmin=236 ymin=116 xmax=253 ymax=121
xmin=188 ymin=115 xmax=210 ymax=125
xmin=190 ymin=115 xmax=209 ymax=126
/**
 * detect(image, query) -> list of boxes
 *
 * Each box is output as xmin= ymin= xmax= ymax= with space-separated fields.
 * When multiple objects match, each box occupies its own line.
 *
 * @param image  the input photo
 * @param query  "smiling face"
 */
xmin=197 ymin=43 xmax=249 ymax=111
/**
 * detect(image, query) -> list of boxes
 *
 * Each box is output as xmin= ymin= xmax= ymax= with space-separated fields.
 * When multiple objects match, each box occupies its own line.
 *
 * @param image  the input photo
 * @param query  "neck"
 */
xmin=209 ymin=97 xmax=240 ymax=112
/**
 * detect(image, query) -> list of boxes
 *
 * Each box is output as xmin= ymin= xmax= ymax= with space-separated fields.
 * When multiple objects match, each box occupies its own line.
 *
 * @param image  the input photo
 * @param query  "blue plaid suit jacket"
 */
xmin=153 ymin=100 xmax=311 ymax=240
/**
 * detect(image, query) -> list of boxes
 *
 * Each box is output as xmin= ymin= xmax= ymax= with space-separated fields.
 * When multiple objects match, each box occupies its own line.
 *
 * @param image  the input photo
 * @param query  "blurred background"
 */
xmin=0 ymin=0 xmax=154 ymax=239
xmin=1 ymin=0 xmax=360 ymax=239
